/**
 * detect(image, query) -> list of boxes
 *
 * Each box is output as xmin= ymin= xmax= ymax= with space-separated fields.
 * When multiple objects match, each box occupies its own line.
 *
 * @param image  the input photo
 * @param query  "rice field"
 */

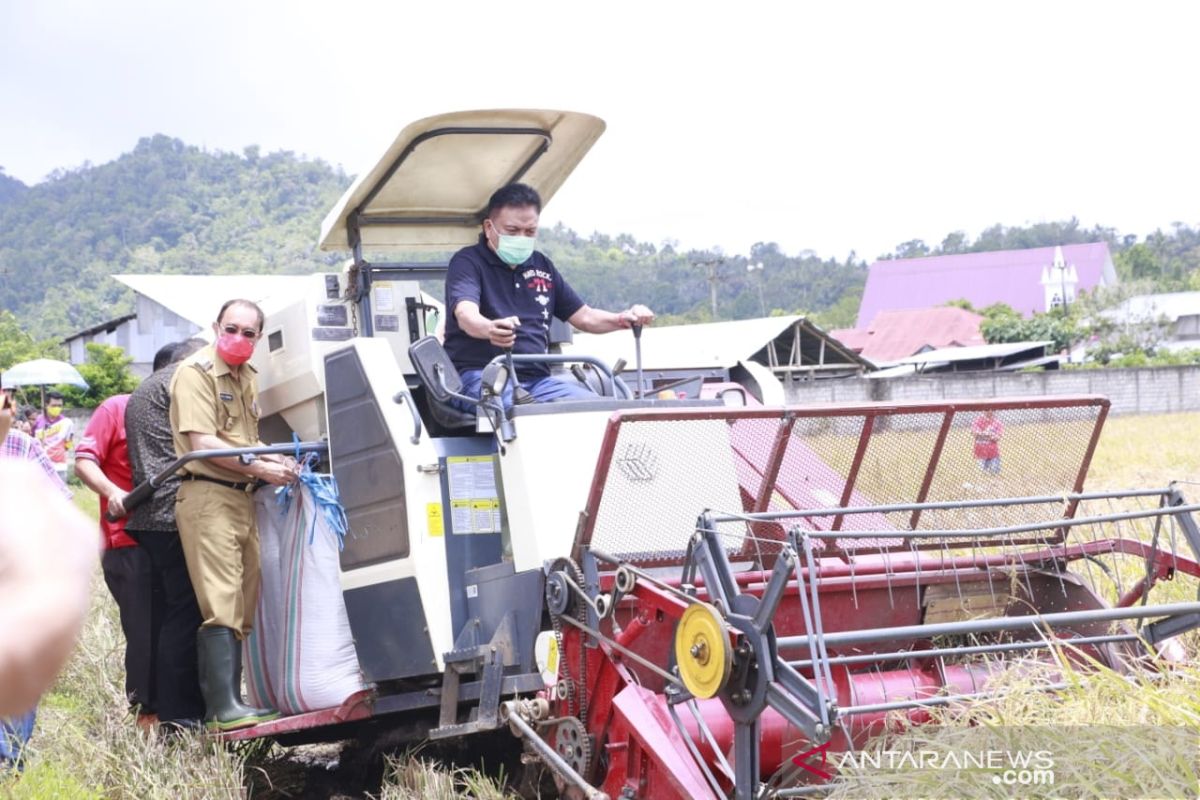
xmin=3 ymin=412 xmax=1199 ymax=799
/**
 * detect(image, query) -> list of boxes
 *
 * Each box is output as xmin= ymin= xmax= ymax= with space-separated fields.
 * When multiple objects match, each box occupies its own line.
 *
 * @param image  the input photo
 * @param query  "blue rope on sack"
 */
xmin=273 ymin=434 xmax=349 ymax=550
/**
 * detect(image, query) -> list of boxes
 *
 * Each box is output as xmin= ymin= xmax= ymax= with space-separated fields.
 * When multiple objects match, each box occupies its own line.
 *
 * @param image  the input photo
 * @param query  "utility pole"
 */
xmin=693 ymin=255 xmax=725 ymax=319
xmin=747 ymin=261 xmax=766 ymax=316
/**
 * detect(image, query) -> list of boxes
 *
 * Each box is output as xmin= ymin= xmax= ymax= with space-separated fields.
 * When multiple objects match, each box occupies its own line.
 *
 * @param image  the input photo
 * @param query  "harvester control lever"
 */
xmin=504 ymin=348 xmax=535 ymax=406
xmin=630 ymin=321 xmax=644 ymax=399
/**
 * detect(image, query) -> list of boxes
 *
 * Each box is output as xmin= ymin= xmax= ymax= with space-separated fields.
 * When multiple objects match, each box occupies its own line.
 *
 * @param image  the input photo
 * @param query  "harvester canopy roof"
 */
xmin=319 ymin=109 xmax=606 ymax=253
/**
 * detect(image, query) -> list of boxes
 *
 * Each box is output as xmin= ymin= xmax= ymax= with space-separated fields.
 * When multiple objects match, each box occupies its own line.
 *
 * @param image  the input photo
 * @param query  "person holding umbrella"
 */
xmin=32 ymin=391 xmax=75 ymax=480
xmin=2 ymin=360 xmax=89 ymax=482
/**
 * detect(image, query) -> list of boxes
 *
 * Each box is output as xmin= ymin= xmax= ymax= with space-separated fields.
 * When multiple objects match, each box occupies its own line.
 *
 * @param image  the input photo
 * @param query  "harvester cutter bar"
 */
xmin=764 ymin=501 xmax=1200 ymax=542
xmin=600 ymin=536 xmax=1200 ymax=592
xmin=709 ymin=487 xmax=1176 ymax=525
xmin=777 ymin=600 xmax=1200 ymax=650
xmin=841 ymin=681 xmax=1072 ymax=716
xmin=791 ymin=632 xmax=1140 ymax=669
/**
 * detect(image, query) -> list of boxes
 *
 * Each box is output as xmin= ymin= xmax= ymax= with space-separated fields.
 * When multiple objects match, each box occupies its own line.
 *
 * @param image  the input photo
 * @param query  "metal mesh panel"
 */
xmin=581 ymin=398 xmax=1107 ymax=565
xmin=589 ymin=418 xmax=747 ymax=565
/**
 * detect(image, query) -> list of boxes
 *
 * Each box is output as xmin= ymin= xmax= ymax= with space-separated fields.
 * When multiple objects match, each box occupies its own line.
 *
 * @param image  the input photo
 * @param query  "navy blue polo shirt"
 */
xmin=444 ymin=235 xmax=585 ymax=380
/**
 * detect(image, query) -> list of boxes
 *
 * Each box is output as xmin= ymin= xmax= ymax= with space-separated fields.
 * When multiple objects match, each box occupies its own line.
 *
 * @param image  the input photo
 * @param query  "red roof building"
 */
xmin=831 ymin=306 xmax=986 ymax=363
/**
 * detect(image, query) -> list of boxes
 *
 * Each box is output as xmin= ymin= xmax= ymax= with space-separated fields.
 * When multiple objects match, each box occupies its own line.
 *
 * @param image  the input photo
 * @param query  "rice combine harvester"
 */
xmin=134 ymin=110 xmax=1200 ymax=799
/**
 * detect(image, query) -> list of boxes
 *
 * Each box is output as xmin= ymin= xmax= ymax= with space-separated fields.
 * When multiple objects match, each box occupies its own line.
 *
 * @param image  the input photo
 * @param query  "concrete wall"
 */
xmin=783 ymin=365 xmax=1200 ymax=416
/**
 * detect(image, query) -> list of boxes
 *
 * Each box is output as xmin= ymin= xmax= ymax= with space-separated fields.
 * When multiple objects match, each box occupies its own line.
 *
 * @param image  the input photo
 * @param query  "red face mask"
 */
xmin=216 ymin=333 xmax=256 ymax=366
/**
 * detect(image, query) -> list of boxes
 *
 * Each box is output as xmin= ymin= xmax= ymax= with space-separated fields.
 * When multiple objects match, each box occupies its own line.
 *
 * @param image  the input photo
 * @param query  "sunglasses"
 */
xmin=221 ymin=324 xmax=260 ymax=339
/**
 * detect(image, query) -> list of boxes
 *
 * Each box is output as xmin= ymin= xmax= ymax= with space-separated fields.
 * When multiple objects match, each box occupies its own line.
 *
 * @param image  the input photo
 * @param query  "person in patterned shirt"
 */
xmin=31 ymin=391 xmax=75 ymax=480
xmin=123 ymin=339 xmax=207 ymax=730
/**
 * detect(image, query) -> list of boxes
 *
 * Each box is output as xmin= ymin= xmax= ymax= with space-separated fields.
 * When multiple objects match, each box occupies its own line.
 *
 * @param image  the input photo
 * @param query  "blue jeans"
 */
xmin=0 ymin=709 xmax=36 ymax=771
xmin=451 ymin=370 xmax=597 ymax=414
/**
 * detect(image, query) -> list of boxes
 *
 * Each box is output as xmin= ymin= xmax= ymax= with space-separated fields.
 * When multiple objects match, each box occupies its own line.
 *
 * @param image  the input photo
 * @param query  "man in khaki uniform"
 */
xmin=170 ymin=299 xmax=298 ymax=731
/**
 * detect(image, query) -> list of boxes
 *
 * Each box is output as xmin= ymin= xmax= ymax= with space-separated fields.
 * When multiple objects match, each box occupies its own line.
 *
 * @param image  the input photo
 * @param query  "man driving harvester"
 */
xmin=444 ymin=183 xmax=654 ymax=411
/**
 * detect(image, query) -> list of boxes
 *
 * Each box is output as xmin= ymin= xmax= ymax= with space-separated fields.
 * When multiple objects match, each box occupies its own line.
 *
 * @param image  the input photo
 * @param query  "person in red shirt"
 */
xmin=74 ymin=393 xmax=157 ymax=729
xmin=971 ymin=409 xmax=1004 ymax=475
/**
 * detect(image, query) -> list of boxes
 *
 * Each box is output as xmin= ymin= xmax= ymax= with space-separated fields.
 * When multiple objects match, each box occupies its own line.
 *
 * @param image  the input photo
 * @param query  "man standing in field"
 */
xmin=124 ymin=340 xmax=207 ymax=730
xmin=170 ymin=300 xmax=297 ymax=731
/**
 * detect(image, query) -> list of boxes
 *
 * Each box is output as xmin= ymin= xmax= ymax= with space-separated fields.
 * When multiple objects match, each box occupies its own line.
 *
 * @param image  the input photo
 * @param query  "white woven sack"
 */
xmin=244 ymin=487 xmax=292 ymax=709
xmin=272 ymin=482 xmax=363 ymax=713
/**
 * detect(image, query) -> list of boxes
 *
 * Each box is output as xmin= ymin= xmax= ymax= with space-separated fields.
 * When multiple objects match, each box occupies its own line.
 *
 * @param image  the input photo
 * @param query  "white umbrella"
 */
xmin=1 ymin=359 xmax=89 ymax=389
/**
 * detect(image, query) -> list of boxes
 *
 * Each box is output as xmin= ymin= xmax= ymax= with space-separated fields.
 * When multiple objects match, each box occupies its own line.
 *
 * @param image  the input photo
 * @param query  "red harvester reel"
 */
xmin=504 ymin=398 xmax=1200 ymax=799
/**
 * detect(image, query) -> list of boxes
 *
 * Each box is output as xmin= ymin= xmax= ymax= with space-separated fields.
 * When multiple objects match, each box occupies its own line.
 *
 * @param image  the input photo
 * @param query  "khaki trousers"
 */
xmin=175 ymin=480 xmax=260 ymax=637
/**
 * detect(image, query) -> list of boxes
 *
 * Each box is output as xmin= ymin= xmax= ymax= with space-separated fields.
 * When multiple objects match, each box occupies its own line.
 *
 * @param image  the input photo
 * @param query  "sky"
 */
xmin=2 ymin=1 xmax=1198 ymax=262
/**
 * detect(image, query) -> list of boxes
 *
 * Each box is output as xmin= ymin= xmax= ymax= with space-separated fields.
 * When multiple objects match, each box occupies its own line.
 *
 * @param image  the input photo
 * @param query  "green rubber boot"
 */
xmin=197 ymin=627 xmax=279 ymax=732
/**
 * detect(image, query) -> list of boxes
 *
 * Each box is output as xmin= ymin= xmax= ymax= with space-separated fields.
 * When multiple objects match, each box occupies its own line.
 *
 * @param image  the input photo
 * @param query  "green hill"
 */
xmin=3 ymin=136 xmax=1197 ymax=345
xmin=0 ymin=138 xmax=869 ymax=339
xmin=0 ymin=136 xmax=350 ymax=338
xmin=0 ymin=168 xmax=27 ymax=206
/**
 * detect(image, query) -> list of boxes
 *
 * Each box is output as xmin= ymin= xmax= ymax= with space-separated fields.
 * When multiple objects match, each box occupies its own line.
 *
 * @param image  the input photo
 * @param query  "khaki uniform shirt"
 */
xmin=169 ymin=345 xmax=260 ymax=482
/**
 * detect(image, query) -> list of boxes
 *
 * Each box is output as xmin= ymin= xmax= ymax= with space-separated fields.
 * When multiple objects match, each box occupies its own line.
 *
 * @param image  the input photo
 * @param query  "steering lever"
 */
xmin=631 ymin=322 xmax=644 ymax=400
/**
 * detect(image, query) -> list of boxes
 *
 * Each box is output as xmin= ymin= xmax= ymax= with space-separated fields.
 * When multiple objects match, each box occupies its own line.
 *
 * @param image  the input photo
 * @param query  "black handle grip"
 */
xmin=106 ymin=481 xmax=153 ymax=522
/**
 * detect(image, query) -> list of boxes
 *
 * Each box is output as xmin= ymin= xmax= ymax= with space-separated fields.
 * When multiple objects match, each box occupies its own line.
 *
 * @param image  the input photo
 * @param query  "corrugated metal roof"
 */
xmin=567 ymin=316 xmax=867 ymax=372
xmin=113 ymin=274 xmax=313 ymax=328
xmin=63 ymin=313 xmax=137 ymax=343
xmin=831 ymin=306 xmax=985 ymax=361
xmin=113 ymin=273 xmax=444 ymax=330
xmin=891 ymin=340 xmax=1052 ymax=366
xmin=998 ymin=353 xmax=1063 ymax=371
xmin=857 ymin=242 xmax=1115 ymax=327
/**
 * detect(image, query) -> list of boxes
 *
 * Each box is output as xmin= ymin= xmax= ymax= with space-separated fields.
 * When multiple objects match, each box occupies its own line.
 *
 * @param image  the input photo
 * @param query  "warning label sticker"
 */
xmin=446 ymin=456 xmax=501 ymax=534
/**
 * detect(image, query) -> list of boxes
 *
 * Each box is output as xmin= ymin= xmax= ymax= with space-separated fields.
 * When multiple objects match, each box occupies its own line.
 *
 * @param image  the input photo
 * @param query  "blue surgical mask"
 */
xmin=490 ymin=223 xmax=536 ymax=266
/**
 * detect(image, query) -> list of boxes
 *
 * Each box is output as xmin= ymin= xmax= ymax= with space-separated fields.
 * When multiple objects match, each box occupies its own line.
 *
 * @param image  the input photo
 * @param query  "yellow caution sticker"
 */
xmin=426 ymin=502 xmax=444 ymax=537
xmin=535 ymin=630 xmax=559 ymax=687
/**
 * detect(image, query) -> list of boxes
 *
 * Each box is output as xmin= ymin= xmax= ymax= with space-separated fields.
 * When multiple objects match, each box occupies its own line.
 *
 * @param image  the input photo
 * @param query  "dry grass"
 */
xmin=1087 ymin=411 xmax=1200 ymax=490
xmin=0 ymin=486 xmax=251 ymax=799
xmin=0 ymin=582 xmax=251 ymax=799
xmin=826 ymin=659 xmax=1200 ymax=799
xmin=374 ymin=755 xmax=511 ymax=800
xmin=820 ymin=411 xmax=1200 ymax=799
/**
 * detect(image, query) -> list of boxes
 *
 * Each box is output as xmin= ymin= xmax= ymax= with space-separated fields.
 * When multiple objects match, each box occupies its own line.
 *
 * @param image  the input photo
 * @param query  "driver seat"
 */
xmin=407 ymin=336 xmax=477 ymax=430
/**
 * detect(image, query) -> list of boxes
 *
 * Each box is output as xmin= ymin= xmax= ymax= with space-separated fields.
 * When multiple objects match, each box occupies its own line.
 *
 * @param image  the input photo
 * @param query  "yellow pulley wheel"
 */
xmin=674 ymin=602 xmax=732 ymax=699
